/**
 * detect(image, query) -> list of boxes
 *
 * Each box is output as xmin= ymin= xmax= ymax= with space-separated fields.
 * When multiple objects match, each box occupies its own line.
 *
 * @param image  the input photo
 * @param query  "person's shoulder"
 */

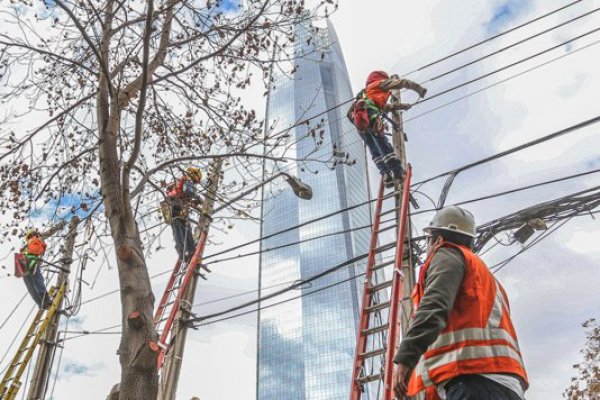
xmin=431 ymin=246 xmax=466 ymax=269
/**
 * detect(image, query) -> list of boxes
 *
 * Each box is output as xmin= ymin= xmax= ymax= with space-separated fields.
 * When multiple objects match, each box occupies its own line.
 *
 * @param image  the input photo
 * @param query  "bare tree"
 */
xmin=0 ymin=0 xmax=337 ymax=398
xmin=564 ymin=318 xmax=600 ymax=400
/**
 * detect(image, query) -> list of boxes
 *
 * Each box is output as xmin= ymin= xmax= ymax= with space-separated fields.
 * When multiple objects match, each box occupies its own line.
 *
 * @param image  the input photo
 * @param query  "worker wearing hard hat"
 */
xmin=348 ymin=70 xmax=427 ymax=188
xmin=20 ymin=229 xmax=52 ymax=309
xmin=166 ymin=167 xmax=203 ymax=263
xmin=393 ymin=207 xmax=528 ymax=400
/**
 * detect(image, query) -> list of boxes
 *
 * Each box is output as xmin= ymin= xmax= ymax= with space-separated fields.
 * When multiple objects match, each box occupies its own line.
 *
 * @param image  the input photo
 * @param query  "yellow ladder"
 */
xmin=0 ymin=284 xmax=66 ymax=400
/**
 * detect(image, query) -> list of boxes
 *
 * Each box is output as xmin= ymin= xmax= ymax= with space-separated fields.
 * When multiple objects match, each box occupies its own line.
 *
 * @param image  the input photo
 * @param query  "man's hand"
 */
xmin=393 ymin=363 xmax=412 ymax=399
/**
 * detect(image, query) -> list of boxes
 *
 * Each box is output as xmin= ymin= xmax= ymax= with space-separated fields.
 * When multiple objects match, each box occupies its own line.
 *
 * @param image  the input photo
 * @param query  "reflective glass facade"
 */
xmin=257 ymin=20 xmax=374 ymax=400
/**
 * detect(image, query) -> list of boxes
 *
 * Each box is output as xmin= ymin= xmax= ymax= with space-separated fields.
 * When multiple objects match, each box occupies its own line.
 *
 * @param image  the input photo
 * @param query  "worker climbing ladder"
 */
xmin=154 ymin=227 xmax=210 ymax=369
xmin=350 ymin=166 xmax=413 ymax=400
xmin=0 ymin=284 xmax=66 ymax=400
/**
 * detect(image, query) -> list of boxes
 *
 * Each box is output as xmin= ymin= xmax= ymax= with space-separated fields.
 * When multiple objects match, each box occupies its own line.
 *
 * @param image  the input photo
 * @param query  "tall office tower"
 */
xmin=257 ymin=19 xmax=376 ymax=399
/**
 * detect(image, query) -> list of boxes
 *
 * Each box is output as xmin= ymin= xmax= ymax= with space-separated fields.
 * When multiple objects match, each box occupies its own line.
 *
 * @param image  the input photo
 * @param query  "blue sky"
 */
xmin=487 ymin=0 xmax=531 ymax=33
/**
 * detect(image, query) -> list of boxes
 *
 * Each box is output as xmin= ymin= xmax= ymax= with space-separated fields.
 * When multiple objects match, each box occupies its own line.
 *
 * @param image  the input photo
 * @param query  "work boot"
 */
xmin=393 ymin=169 xmax=406 ymax=184
xmin=383 ymin=173 xmax=394 ymax=188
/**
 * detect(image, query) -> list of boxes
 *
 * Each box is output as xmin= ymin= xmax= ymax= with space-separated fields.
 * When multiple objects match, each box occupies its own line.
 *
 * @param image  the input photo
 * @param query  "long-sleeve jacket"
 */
xmin=394 ymin=247 xmax=466 ymax=368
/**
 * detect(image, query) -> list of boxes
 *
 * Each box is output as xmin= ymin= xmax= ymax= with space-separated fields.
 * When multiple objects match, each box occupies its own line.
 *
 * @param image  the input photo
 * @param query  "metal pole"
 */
xmin=27 ymin=217 xmax=79 ymax=400
xmin=158 ymin=161 xmax=222 ymax=400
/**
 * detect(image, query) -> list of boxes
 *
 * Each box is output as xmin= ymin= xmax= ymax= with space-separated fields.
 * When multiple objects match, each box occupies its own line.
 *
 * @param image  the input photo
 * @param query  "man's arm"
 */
xmin=393 ymin=248 xmax=465 ymax=368
xmin=380 ymin=78 xmax=427 ymax=98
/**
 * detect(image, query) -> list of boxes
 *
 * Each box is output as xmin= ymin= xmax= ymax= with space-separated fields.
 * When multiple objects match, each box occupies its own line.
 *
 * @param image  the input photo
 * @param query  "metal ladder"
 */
xmin=0 ymin=284 xmax=66 ymax=400
xmin=154 ymin=228 xmax=209 ymax=369
xmin=350 ymin=165 xmax=413 ymax=400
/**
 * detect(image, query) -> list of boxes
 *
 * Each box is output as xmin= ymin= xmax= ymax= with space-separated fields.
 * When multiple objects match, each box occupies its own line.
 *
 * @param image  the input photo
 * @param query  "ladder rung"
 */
xmin=362 ymin=323 xmax=389 ymax=336
xmin=167 ymin=285 xmax=181 ymax=293
xmin=369 ymin=280 xmax=392 ymax=293
xmin=377 ymin=223 xmax=398 ymax=234
xmin=360 ymin=348 xmax=385 ymax=359
xmin=366 ymin=301 xmax=390 ymax=313
xmin=358 ymin=373 xmax=382 ymax=384
xmin=372 ymin=260 xmax=394 ymax=271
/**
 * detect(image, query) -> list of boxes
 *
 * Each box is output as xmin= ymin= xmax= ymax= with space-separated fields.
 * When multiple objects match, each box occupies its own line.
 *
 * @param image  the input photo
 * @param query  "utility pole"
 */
xmin=158 ymin=161 xmax=223 ymax=400
xmin=27 ymin=217 xmax=79 ymax=400
xmin=389 ymin=74 xmax=416 ymax=337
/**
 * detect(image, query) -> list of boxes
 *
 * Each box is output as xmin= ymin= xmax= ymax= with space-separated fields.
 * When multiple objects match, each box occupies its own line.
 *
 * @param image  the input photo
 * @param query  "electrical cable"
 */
xmin=401 ymin=0 xmax=583 ymax=76
xmin=404 ymin=37 xmax=600 ymax=125
xmin=0 ymin=293 xmax=28 ymax=332
xmin=424 ymin=6 xmax=600 ymax=83
xmin=74 ymin=117 xmax=600 ymax=309
xmin=419 ymin=25 xmax=600 ymax=104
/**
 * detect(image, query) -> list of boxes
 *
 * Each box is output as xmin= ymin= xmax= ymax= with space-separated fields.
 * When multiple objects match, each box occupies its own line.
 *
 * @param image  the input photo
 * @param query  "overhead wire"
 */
xmin=47 ymin=2 xmax=600 ymax=339
xmin=401 ymin=0 xmax=583 ymax=75
xmin=72 ymin=115 xmax=600 ymax=309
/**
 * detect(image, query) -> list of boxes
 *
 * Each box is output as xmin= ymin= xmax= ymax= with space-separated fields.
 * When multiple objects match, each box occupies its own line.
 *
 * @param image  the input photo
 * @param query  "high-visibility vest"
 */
xmin=26 ymin=237 xmax=47 ymax=257
xmin=364 ymin=80 xmax=391 ymax=111
xmin=407 ymin=242 xmax=528 ymax=399
xmin=167 ymin=177 xmax=187 ymax=198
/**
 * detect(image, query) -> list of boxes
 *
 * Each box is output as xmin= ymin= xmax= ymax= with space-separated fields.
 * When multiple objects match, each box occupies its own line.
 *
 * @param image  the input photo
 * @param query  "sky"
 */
xmin=1 ymin=1 xmax=600 ymax=399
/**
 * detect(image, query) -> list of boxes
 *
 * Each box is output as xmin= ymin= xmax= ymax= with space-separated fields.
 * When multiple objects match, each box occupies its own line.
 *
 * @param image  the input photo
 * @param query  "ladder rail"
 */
xmin=154 ymin=260 xmax=183 ymax=325
xmin=0 ymin=284 xmax=66 ymax=400
xmin=383 ymin=166 xmax=413 ymax=400
xmin=156 ymin=229 xmax=209 ymax=369
xmin=350 ymin=180 xmax=385 ymax=400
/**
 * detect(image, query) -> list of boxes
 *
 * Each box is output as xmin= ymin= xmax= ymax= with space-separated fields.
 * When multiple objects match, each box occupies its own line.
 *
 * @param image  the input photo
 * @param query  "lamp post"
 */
xmin=212 ymin=170 xmax=312 ymax=214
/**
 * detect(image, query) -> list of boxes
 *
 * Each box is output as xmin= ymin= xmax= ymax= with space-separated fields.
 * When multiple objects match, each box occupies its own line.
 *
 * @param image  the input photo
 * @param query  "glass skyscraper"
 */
xmin=257 ymin=19 xmax=375 ymax=400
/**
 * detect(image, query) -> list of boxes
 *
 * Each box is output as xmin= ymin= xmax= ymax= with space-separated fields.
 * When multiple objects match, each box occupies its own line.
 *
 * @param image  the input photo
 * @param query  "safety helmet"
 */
xmin=366 ymin=70 xmax=389 ymax=86
xmin=423 ymin=206 xmax=476 ymax=238
xmin=25 ymin=228 xmax=39 ymax=240
xmin=186 ymin=167 xmax=202 ymax=183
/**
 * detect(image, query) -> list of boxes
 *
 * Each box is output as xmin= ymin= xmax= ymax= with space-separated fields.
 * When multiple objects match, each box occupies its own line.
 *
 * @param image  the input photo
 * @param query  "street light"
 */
xmin=281 ymin=172 xmax=313 ymax=200
xmin=212 ymin=171 xmax=313 ymax=214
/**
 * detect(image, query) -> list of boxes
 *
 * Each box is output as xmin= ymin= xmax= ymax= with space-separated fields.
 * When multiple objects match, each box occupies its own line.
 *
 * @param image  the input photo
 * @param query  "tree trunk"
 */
xmin=98 ymin=91 xmax=159 ymax=400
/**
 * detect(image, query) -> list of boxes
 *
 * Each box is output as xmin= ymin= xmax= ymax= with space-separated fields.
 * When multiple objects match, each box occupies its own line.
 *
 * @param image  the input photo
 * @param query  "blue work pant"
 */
xmin=446 ymin=375 xmax=522 ymax=400
xmin=23 ymin=268 xmax=52 ymax=309
xmin=171 ymin=217 xmax=197 ymax=262
xmin=359 ymin=129 xmax=403 ymax=176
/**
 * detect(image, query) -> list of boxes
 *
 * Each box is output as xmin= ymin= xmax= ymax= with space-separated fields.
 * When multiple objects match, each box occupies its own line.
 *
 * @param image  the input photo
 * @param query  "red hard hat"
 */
xmin=366 ymin=70 xmax=389 ymax=86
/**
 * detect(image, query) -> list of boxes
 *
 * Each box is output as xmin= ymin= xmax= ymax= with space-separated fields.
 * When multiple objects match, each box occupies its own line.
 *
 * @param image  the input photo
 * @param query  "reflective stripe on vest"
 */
xmin=407 ymin=242 xmax=528 ymax=397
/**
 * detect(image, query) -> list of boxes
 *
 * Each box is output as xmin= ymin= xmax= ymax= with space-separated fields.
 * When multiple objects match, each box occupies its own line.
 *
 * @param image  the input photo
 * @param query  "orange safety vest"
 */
xmin=167 ymin=177 xmax=187 ymax=198
xmin=26 ymin=236 xmax=47 ymax=257
xmin=364 ymin=80 xmax=391 ymax=110
xmin=407 ymin=242 xmax=528 ymax=399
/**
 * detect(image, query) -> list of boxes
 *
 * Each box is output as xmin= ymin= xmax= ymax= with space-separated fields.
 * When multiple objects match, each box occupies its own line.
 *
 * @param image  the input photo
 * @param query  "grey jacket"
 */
xmin=393 ymin=247 xmax=466 ymax=369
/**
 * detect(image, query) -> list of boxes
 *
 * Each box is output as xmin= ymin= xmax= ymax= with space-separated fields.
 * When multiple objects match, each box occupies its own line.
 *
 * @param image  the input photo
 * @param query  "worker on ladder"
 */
xmin=19 ymin=229 xmax=52 ymax=309
xmin=347 ymin=70 xmax=426 ymax=188
xmin=166 ymin=167 xmax=203 ymax=263
xmin=393 ymin=207 xmax=528 ymax=400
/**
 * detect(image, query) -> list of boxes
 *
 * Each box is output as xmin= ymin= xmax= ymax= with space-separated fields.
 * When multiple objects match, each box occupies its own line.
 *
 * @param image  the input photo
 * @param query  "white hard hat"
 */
xmin=423 ymin=206 xmax=476 ymax=238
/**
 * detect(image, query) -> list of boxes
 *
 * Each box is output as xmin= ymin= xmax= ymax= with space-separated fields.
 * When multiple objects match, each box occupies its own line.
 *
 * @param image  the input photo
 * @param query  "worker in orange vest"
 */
xmin=167 ymin=167 xmax=203 ymax=263
xmin=393 ymin=207 xmax=528 ymax=400
xmin=20 ymin=229 xmax=52 ymax=309
xmin=348 ymin=71 xmax=426 ymax=188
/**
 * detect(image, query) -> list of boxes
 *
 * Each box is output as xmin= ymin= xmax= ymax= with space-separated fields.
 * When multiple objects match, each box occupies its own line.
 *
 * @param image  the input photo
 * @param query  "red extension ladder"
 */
xmin=350 ymin=165 xmax=413 ymax=400
xmin=154 ymin=229 xmax=209 ymax=369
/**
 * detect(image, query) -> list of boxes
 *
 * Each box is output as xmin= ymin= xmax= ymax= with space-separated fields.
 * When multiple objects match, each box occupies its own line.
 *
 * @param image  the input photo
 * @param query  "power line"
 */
xmin=424 ymin=5 xmax=600 ymax=83
xmin=73 ymin=116 xmax=600 ymax=309
xmin=402 ymin=0 xmax=583 ymax=75
xmin=419 ymin=25 xmax=600 ymax=103
xmin=405 ymin=38 xmax=600 ymax=125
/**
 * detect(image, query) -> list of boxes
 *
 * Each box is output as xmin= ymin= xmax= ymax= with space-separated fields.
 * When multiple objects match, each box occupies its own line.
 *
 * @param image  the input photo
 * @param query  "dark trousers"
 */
xmin=23 ymin=268 xmax=52 ymax=309
xmin=446 ymin=375 xmax=522 ymax=400
xmin=359 ymin=129 xmax=403 ymax=176
xmin=171 ymin=217 xmax=196 ymax=262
